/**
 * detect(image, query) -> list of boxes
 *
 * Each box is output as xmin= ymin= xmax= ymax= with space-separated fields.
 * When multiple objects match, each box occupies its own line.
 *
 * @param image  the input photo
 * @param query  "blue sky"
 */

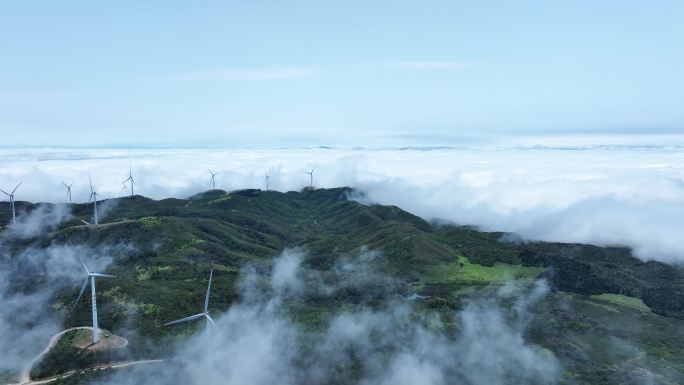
xmin=1 ymin=1 xmax=682 ymax=147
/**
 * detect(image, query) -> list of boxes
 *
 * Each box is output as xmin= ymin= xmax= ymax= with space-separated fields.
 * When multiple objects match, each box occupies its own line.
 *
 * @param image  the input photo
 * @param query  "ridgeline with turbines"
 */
xmin=1 ymin=186 xmax=684 ymax=385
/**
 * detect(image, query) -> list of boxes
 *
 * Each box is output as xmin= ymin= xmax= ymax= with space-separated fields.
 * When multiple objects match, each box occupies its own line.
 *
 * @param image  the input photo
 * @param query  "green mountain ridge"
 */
xmin=5 ymin=187 xmax=678 ymax=318
xmin=1 ymin=187 xmax=683 ymax=385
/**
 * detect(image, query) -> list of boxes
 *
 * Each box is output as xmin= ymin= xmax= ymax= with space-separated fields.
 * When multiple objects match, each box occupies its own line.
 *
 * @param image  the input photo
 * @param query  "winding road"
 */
xmin=8 ymin=327 xmax=163 ymax=385
xmin=16 ymin=360 xmax=165 ymax=385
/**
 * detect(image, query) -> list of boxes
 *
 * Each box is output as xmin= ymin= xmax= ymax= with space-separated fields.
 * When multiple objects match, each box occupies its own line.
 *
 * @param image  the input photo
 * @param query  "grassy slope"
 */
xmin=590 ymin=293 xmax=652 ymax=313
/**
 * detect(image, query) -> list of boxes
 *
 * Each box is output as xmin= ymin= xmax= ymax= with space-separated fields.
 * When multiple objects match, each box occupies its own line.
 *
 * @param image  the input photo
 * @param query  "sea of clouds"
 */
xmin=1 ymin=145 xmax=683 ymax=263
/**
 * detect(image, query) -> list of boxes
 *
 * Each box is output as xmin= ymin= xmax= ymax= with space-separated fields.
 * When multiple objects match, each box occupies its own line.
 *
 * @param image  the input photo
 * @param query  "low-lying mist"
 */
xmin=100 ymin=249 xmax=560 ymax=385
xmin=0 ymin=205 xmax=128 ymax=376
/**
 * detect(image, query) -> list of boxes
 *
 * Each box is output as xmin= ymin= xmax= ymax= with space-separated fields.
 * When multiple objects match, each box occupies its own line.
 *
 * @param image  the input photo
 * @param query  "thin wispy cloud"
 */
xmin=166 ymin=66 xmax=320 ymax=82
xmin=0 ymin=91 xmax=72 ymax=101
xmin=165 ymin=61 xmax=471 ymax=84
xmin=393 ymin=60 xmax=474 ymax=69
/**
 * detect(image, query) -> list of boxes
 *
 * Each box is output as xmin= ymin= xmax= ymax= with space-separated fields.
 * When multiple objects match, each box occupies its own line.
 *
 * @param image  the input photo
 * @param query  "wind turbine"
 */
xmin=61 ymin=181 xmax=73 ymax=204
xmin=72 ymin=255 xmax=116 ymax=344
xmin=88 ymin=174 xmax=99 ymax=225
xmin=0 ymin=182 xmax=22 ymax=225
xmin=264 ymin=171 xmax=270 ymax=191
xmin=208 ymin=169 xmax=218 ymax=190
xmin=123 ymin=166 xmax=135 ymax=197
xmin=164 ymin=265 xmax=216 ymax=328
xmin=304 ymin=166 xmax=316 ymax=188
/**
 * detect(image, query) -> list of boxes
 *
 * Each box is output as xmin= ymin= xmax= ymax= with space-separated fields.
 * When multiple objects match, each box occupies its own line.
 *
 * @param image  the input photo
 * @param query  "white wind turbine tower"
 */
xmin=1 ymin=182 xmax=22 ymax=225
xmin=264 ymin=171 xmax=270 ymax=191
xmin=123 ymin=166 xmax=135 ymax=197
xmin=88 ymin=175 xmax=99 ymax=225
xmin=164 ymin=265 xmax=216 ymax=328
xmin=208 ymin=169 xmax=218 ymax=190
xmin=72 ymin=255 xmax=116 ymax=344
xmin=62 ymin=181 xmax=73 ymax=204
xmin=304 ymin=166 xmax=316 ymax=188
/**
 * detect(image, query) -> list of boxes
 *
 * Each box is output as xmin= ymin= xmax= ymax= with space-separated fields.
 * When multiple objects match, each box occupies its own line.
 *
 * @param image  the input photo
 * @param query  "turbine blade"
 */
xmin=89 ymin=174 xmax=93 ymax=192
xmin=0 ymin=189 xmax=8 ymax=197
xmin=164 ymin=313 xmax=205 ymax=326
xmin=80 ymin=219 xmax=91 ymax=225
xmin=91 ymin=273 xmax=116 ymax=278
xmin=71 ymin=277 xmax=89 ymax=313
xmin=204 ymin=268 xmax=213 ymax=313
xmin=77 ymin=255 xmax=89 ymax=274
xmin=205 ymin=314 xmax=216 ymax=327
xmin=11 ymin=182 xmax=22 ymax=194
xmin=62 ymin=181 xmax=68 ymax=188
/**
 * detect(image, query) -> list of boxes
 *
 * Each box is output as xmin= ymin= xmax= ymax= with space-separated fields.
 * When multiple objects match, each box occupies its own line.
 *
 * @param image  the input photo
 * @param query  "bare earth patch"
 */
xmin=71 ymin=329 xmax=128 ymax=352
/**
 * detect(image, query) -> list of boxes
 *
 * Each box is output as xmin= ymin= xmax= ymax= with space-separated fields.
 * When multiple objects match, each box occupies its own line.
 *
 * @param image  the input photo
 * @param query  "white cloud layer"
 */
xmin=1 ymin=146 xmax=683 ymax=263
